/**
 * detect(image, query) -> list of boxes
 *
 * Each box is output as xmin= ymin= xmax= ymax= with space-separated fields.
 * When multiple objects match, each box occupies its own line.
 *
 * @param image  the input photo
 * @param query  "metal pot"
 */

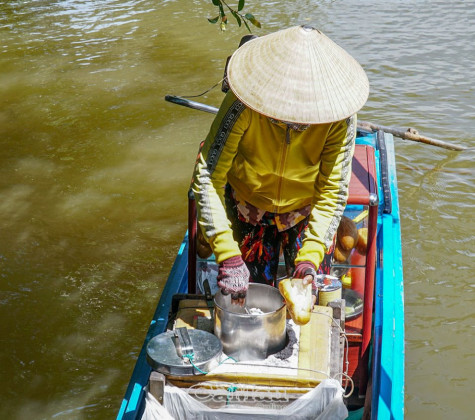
xmin=214 ymin=283 xmax=286 ymax=361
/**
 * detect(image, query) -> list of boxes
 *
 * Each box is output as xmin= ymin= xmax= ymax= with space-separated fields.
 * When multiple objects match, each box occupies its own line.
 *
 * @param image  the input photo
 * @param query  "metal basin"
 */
xmin=214 ymin=283 xmax=286 ymax=361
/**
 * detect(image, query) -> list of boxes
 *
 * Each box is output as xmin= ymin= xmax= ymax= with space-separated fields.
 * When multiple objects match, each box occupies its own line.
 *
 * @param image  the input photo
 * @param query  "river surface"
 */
xmin=0 ymin=1 xmax=473 ymax=419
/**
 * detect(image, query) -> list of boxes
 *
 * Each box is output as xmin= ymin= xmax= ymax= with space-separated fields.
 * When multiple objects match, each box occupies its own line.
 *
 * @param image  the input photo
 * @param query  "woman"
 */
xmin=192 ymin=25 xmax=369 ymax=304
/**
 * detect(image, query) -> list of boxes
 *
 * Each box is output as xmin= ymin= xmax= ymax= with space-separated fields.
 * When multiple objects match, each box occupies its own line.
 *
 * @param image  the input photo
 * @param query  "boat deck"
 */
xmin=117 ymin=131 xmax=405 ymax=420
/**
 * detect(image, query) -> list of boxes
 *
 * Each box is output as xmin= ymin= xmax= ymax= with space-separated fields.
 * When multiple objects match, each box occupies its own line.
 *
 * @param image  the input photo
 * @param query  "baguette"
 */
xmin=278 ymin=278 xmax=312 ymax=325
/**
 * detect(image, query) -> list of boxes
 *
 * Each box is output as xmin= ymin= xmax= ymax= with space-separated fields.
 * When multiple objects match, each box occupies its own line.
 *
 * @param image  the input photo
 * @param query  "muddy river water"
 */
xmin=0 ymin=1 xmax=473 ymax=418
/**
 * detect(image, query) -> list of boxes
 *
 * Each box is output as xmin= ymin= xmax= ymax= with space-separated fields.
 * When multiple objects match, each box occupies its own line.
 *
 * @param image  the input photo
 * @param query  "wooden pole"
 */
xmin=357 ymin=121 xmax=465 ymax=151
xmin=165 ymin=95 xmax=466 ymax=151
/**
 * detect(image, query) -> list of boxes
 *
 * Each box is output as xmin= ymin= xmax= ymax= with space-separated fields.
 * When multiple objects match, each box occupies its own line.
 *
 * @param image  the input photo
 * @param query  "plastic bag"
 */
xmin=141 ymin=391 xmax=174 ymax=420
xmin=142 ymin=379 xmax=348 ymax=420
xmin=197 ymin=261 xmax=220 ymax=295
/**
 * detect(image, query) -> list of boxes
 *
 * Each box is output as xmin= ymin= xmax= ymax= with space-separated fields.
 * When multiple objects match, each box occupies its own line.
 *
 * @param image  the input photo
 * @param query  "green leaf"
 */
xmin=231 ymin=10 xmax=242 ymax=27
xmin=238 ymin=0 xmax=245 ymax=12
xmin=245 ymin=13 xmax=261 ymax=28
xmin=212 ymin=0 xmax=220 ymax=6
xmin=251 ymin=18 xmax=261 ymax=28
xmin=208 ymin=15 xmax=219 ymax=24
xmin=219 ymin=3 xmax=225 ymax=17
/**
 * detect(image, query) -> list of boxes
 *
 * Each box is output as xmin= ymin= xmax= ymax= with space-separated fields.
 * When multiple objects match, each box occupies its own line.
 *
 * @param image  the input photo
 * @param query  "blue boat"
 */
xmin=117 ymin=99 xmax=405 ymax=419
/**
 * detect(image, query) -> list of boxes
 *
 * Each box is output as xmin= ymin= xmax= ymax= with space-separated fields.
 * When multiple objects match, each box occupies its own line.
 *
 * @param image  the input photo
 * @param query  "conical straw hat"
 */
xmin=227 ymin=25 xmax=369 ymax=124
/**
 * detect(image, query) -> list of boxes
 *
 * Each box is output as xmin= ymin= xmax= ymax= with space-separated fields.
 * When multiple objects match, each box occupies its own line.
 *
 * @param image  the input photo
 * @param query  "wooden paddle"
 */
xmin=165 ymin=95 xmax=466 ymax=151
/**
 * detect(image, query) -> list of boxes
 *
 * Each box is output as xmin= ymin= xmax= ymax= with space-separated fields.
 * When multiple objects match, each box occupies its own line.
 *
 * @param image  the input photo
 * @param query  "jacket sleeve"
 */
xmin=295 ymin=115 xmax=356 ymax=268
xmin=191 ymin=93 xmax=250 ymax=264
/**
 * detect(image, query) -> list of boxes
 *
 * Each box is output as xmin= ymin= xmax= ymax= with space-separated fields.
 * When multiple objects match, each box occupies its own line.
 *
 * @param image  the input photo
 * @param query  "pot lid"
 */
xmin=146 ymin=328 xmax=222 ymax=376
xmin=342 ymin=288 xmax=364 ymax=321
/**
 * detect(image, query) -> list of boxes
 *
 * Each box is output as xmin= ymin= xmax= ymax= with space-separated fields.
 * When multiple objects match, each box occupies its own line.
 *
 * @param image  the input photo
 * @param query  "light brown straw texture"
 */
xmin=227 ymin=26 xmax=369 ymax=124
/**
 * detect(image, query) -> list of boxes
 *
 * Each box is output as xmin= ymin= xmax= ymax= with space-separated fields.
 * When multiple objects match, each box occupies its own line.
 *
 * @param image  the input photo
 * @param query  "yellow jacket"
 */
xmin=192 ymin=92 xmax=356 ymax=268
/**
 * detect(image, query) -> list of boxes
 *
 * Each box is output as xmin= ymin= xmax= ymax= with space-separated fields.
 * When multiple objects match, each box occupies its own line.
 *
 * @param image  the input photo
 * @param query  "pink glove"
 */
xmin=217 ymin=255 xmax=250 ymax=300
xmin=293 ymin=261 xmax=318 ymax=295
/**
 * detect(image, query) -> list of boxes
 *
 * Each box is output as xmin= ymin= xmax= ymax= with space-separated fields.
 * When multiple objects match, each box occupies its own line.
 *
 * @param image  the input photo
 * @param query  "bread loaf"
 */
xmin=356 ymin=227 xmax=368 ymax=255
xmin=333 ymin=242 xmax=351 ymax=262
xmin=337 ymin=216 xmax=358 ymax=251
xmin=278 ymin=278 xmax=312 ymax=325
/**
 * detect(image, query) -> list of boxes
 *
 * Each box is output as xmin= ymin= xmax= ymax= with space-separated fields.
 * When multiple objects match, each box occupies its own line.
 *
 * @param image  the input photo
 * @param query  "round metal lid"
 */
xmin=342 ymin=288 xmax=364 ymax=321
xmin=146 ymin=329 xmax=222 ymax=376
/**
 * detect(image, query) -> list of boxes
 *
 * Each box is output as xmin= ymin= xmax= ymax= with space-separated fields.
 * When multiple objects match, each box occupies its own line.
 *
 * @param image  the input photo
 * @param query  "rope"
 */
xmin=310 ymin=309 xmax=353 ymax=397
xmin=220 ymin=355 xmax=238 ymax=364
xmin=182 ymin=353 xmax=209 ymax=375
xmin=180 ymin=79 xmax=224 ymax=99
xmin=182 ymin=353 xmax=238 ymax=375
xmin=226 ymin=385 xmax=238 ymax=405
xmin=332 ymin=372 xmax=355 ymax=398
xmin=218 ymin=360 xmax=331 ymax=379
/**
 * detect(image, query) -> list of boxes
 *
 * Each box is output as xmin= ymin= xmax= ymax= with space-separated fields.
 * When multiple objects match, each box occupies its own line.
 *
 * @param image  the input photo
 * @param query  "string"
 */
xmin=179 ymin=79 xmax=224 ymax=99
xmin=226 ymin=385 xmax=238 ymax=405
xmin=182 ymin=353 xmax=238 ymax=375
xmin=182 ymin=353 xmax=209 ymax=375
xmin=310 ymin=309 xmax=353 ymax=397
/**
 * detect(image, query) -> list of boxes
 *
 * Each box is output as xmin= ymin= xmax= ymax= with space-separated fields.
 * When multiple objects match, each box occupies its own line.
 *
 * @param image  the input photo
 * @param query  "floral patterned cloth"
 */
xmin=232 ymin=187 xmax=312 ymax=232
xmin=225 ymin=184 xmax=334 ymax=286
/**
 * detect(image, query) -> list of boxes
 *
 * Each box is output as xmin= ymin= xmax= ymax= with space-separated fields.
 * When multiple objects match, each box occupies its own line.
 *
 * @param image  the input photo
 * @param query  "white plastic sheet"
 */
xmin=141 ymin=391 xmax=174 ymax=420
xmin=142 ymin=379 xmax=348 ymax=420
